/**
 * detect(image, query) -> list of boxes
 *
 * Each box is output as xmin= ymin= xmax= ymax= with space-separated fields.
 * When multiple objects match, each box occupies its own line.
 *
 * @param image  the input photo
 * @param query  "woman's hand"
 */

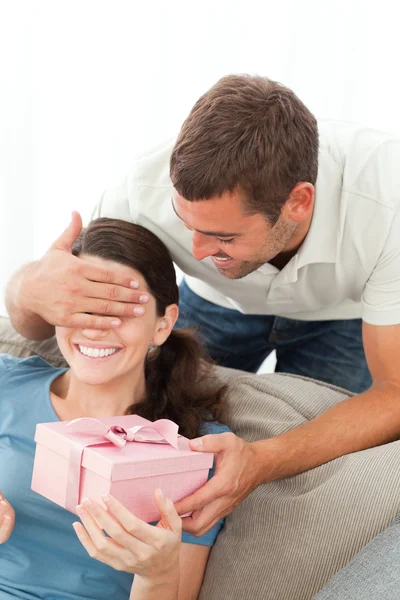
xmin=0 ymin=492 xmax=15 ymax=543
xmin=73 ymin=490 xmax=181 ymax=585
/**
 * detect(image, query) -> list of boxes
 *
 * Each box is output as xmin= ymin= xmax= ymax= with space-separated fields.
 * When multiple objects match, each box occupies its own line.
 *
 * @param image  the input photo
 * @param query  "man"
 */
xmin=6 ymin=75 xmax=400 ymax=536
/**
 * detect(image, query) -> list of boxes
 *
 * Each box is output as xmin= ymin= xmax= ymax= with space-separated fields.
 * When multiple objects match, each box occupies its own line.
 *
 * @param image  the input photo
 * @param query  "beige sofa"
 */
xmin=1 ymin=315 xmax=400 ymax=599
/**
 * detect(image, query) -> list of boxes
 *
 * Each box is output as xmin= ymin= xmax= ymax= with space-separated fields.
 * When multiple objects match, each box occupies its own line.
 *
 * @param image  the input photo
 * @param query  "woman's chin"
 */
xmin=67 ymin=362 xmax=117 ymax=386
xmin=64 ymin=347 xmax=145 ymax=387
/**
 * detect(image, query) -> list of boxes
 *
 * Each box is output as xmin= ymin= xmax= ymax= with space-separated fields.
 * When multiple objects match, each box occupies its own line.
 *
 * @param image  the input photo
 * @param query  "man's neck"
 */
xmin=269 ymin=214 xmax=312 ymax=271
xmin=268 ymin=249 xmax=297 ymax=271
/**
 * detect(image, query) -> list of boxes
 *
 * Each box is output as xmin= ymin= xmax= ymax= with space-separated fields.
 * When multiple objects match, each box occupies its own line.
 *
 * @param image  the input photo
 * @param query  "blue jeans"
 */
xmin=175 ymin=280 xmax=372 ymax=393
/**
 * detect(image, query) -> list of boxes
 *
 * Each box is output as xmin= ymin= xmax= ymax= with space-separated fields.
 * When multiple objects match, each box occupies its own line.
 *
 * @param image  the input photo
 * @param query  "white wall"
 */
xmin=1 ymin=0 xmax=400 ymax=334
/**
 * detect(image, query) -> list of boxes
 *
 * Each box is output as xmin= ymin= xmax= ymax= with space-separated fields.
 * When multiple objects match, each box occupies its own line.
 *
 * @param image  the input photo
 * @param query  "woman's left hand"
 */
xmin=73 ymin=489 xmax=182 ymax=580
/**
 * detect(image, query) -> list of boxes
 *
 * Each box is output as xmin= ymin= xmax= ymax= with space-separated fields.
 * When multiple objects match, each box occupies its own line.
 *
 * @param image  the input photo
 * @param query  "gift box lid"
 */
xmin=34 ymin=414 xmax=213 ymax=481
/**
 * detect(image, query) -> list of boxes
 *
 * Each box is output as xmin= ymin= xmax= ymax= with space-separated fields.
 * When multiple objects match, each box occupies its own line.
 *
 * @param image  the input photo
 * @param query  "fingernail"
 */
xmin=134 ymin=306 xmax=145 ymax=316
xmin=111 ymin=319 xmax=121 ymax=327
xmin=157 ymin=489 xmax=164 ymax=500
xmin=130 ymin=280 xmax=139 ymax=289
xmin=76 ymin=504 xmax=85 ymax=515
xmin=190 ymin=438 xmax=203 ymax=449
xmin=139 ymin=294 xmax=149 ymax=303
xmin=101 ymin=494 xmax=111 ymax=504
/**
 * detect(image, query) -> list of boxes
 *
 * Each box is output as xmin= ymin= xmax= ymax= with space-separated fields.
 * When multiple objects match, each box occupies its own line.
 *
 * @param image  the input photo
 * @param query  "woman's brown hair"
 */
xmin=72 ymin=218 xmax=226 ymax=438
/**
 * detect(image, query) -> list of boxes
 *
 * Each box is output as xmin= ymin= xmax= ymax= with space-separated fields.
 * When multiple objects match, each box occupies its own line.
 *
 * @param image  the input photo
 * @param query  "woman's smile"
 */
xmin=73 ymin=343 xmax=125 ymax=361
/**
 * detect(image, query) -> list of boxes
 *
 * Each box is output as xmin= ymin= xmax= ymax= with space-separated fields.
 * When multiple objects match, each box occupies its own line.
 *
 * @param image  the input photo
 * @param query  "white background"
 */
xmin=1 ymin=0 xmax=399 ymax=372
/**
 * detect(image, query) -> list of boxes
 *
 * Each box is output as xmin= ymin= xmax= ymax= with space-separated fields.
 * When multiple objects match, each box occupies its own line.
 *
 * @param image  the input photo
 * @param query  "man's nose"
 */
xmin=191 ymin=231 xmax=218 ymax=261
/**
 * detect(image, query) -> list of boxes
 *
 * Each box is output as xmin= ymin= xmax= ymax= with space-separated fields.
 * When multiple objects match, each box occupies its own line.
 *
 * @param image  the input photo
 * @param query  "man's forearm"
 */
xmin=252 ymin=381 xmax=400 ymax=483
xmin=5 ymin=262 xmax=55 ymax=341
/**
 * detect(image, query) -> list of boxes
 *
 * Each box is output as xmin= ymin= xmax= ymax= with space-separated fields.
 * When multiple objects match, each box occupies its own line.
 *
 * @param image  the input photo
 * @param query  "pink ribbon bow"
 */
xmin=66 ymin=417 xmax=180 ymax=449
xmin=64 ymin=417 xmax=180 ymax=512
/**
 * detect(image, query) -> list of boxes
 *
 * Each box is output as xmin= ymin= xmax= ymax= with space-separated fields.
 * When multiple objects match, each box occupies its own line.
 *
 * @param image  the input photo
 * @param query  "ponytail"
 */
xmin=125 ymin=329 xmax=226 ymax=439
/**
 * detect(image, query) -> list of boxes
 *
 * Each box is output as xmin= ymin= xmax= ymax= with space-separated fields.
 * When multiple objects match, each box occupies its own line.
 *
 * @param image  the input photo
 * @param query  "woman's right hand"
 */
xmin=0 ymin=492 xmax=15 ymax=543
xmin=73 ymin=491 xmax=181 ymax=598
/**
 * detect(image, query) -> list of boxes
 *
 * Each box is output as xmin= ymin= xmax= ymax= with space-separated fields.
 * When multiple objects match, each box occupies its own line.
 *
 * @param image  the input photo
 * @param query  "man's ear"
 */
xmin=284 ymin=182 xmax=314 ymax=223
xmin=152 ymin=304 xmax=179 ymax=346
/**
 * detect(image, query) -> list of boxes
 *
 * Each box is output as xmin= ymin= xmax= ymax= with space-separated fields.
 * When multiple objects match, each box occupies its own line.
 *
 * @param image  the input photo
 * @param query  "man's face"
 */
xmin=172 ymin=189 xmax=299 ymax=279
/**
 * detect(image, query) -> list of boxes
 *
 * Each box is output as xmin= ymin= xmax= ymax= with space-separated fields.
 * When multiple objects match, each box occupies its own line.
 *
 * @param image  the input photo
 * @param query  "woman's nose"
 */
xmin=81 ymin=328 xmax=110 ymax=339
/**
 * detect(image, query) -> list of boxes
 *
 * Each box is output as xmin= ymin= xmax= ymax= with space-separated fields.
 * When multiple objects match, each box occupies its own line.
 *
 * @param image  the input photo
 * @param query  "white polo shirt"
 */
xmin=92 ymin=120 xmax=400 ymax=326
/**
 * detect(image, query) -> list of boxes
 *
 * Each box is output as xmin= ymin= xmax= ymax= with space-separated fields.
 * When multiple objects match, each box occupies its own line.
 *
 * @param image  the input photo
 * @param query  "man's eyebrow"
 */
xmin=171 ymin=198 xmax=240 ymax=238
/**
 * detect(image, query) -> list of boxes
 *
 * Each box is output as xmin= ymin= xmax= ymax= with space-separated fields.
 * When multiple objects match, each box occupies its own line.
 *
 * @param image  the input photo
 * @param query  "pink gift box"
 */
xmin=31 ymin=414 xmax=213 ymax=522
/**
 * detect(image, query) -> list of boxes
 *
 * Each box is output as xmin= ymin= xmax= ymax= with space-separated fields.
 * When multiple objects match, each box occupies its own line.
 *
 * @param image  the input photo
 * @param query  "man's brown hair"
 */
xmin=170 ymin=74 xmax=319 ymax=224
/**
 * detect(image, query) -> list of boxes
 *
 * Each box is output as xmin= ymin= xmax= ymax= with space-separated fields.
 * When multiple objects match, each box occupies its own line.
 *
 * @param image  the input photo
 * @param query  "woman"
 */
xmin=0 ymin=218 xmax=229 ymax=600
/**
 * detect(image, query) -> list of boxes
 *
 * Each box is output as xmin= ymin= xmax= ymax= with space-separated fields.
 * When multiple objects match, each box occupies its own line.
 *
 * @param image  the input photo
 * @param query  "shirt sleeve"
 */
xmin=0 ymin=354 xmax=19 ymax=382
xmin=362 ymin=201 xmax=400 ymax=326
xmin=181 ymin=420 xmax=231 ymax=547
xmin=0 ymin=355 xmax=8 ymax=380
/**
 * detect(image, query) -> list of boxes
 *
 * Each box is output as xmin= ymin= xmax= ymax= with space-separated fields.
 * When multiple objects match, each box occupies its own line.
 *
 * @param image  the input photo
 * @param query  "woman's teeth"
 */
xmin=78 ymin=345 xmax=119 ymax=358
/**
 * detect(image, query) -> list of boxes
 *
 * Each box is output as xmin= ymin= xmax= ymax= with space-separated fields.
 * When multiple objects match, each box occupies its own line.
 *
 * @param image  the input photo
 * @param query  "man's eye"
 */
xmin=216 ymin=238 xmax=235 ymax=244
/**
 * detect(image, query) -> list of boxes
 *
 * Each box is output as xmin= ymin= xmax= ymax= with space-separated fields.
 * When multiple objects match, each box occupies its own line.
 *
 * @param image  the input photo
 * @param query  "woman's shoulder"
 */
xmin=0 ymin=354 xmax=60 ymax=380
xmin=199 ymin=420 xmax=231 ymax=436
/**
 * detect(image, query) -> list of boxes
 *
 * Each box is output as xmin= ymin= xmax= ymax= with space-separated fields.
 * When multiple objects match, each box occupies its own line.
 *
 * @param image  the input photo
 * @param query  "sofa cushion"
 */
xmin=1 ymin=317 xmax=399 ymax=599
xmin=199 ymin=373 xmax=400 ymax=599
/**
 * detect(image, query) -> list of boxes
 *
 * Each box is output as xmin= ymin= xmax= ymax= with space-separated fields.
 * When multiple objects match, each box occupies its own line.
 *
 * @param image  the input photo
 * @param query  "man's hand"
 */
xmin=16 ymin=212 xmax=150 ymax=330
xmin=174 ymin=324 xmax=400 ymax=538
xmin=0 ymin=492 xmax=15 ymax=543
xmin=175 ymin=432 xmax=264 ymax=536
